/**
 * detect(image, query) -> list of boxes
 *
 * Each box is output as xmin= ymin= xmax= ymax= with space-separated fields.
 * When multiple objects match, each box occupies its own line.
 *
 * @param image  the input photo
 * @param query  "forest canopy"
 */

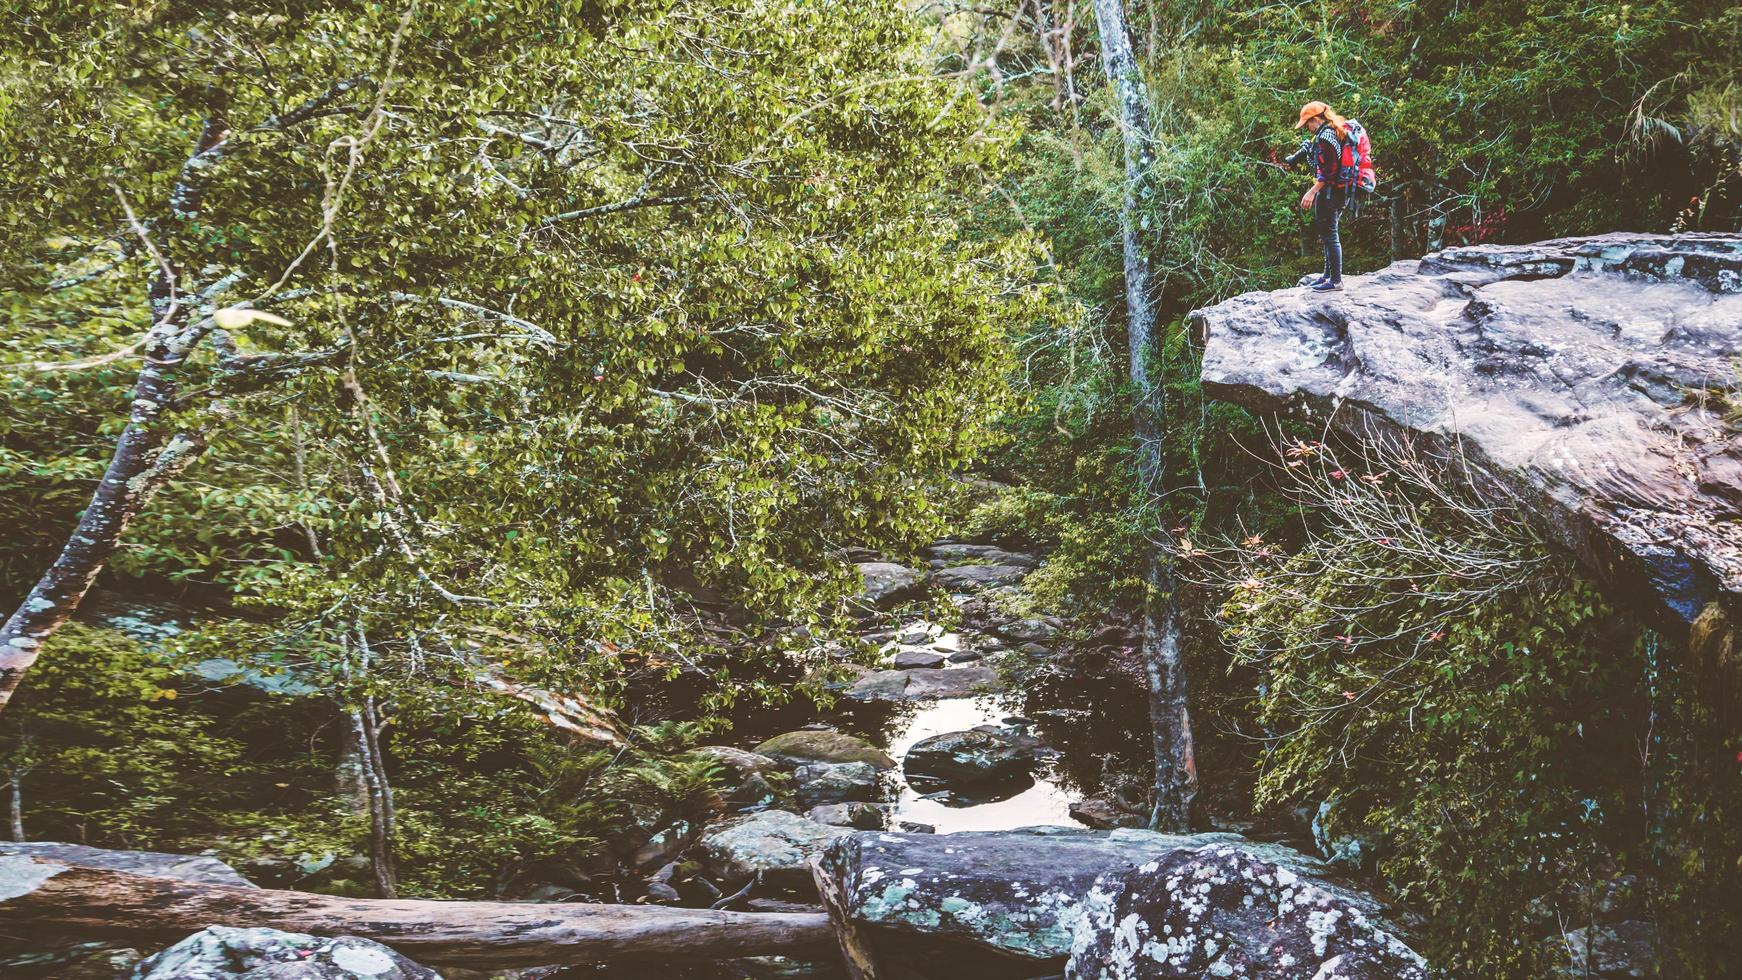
xmin=1 ymin=1 xmax=1739 ymax=977
xmin=1 ymin=0 xmax=1051 ymax=711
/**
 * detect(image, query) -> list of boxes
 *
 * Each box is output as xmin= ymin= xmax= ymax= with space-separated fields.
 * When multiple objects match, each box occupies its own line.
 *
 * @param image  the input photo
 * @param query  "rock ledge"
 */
xmin=1194 ymin=232 xmax=1742 ymax=630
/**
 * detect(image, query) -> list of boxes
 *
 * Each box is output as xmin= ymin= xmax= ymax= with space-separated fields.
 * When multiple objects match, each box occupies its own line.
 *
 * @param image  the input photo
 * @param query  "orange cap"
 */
xmin=1295 ymin=101 xmax=1329 ymax=129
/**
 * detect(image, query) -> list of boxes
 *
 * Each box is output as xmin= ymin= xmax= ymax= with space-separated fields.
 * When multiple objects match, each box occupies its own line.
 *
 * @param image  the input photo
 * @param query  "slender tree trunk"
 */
xmin=335 ymin=721 xmax=372 ymax=814
xmin=8 ymin=771 xmax=23 ymax=842
xmin=0 ymin=115 xmax=228 ymax=712
xmin=363 ymin=696 xmax=397 ymax=890
xmin=1092 ymin=0 xmax=1197 ymax=831
xmin=351 ymin=707 xmax=398 ymax=898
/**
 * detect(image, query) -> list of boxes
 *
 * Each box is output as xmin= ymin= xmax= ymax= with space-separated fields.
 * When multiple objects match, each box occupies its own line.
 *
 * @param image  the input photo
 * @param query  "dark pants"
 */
xmin=1314 ymin=188 xmax=1344 ymax=282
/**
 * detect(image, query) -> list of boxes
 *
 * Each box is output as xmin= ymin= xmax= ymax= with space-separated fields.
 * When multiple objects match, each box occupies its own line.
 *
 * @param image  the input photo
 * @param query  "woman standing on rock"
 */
xmin=1295 ymin=100 xmax=1350 ymax=292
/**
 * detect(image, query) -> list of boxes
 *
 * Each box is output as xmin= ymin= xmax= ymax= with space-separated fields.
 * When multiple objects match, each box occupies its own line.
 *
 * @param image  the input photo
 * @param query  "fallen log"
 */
xmin=0 ymin=854 xmax=834 ymax=968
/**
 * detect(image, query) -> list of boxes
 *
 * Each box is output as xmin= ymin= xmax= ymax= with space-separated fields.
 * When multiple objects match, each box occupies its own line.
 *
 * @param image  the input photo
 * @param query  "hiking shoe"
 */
xmin=1311 ymin=279 xmax=1344 ymax=292
xmin=1308 ymin=275 xmax=1329 ymax=287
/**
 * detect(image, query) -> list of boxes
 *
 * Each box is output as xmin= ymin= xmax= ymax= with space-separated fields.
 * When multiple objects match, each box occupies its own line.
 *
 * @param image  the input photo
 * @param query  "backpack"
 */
xmin=1337 ymin=119 xmax=1378 ymax=212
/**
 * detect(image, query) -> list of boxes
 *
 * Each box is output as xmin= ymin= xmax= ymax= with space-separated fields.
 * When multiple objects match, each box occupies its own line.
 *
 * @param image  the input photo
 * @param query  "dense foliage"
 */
xmin=944 ymin=2 xmax=1740 ymax=974
xmin=1207 ymin=444 xmax=1715 ymax=975
xmin=2 ymin=0 xmax=1048 ymax=677
xmin=0 ymin=623 xmax=248 ymax=843
xmin=0 ymin=0 xmax=1045 ymax=892
xmin=961 ymin=0 xmax=1740 ymax=613
xmin=0 ymin=619 xmax=745 ymax=899
xmin=0 ymin=0 xmax=1737 ymax=974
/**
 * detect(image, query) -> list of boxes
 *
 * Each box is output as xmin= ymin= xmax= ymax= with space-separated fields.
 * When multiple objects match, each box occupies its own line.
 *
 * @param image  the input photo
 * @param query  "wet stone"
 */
xmin=856 ymin=562 xmax=924 ymax=609
xmin=917 ymin=777 xmax=1035 ymax=807
xmin=927 ymin=564 xmax=1033 ymax=592
xmin=807 ymin=802 xmax=891 ymax=831
xmin=846 ymin=666 xmax=1005 ymax=701
xmin=792 ymin=761 xmax=884 ymax=807
xmin=754 ymin=731 xmax=896 ymax=770
xmin=924 ymin=544 xmax=1040 ymax=568
xmin=890 ymin=649 xmax=947 ymax=669
xmin=904 ymin=726 xmax=1056 ymax=786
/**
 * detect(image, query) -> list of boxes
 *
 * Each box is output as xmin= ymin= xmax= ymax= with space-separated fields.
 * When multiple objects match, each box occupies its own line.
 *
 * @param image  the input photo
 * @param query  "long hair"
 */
xmin=1321 ymin=107 xmax=1351 ymax=139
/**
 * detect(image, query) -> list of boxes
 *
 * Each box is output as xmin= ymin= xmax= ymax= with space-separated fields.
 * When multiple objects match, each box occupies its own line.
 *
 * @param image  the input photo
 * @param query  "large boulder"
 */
xmin=1064 ymin=843 xmax=1427 ymax=979
xmin=755 ymin=731 xmax=896 ymax=770
xmin=857 ymin=562 xmax=925 ymax=608
xmin=846 ymin=666 xmax=1005 ymax=701
xmin=807 ymin=802 xmax=892 ymax=831
xmin=890 ymin=649 xmax=947 ymax=669
xmin=925 ymin=544 xmax=1040 ymax=568
xmin=1558 ymin=919 xmax=1658 ymax=978
xmin=698 ymin=810 xmax=851 ymax=888
xmin=903 ymin=726 xmax=1056 ymax=786
xmin=1194 ymin=233 xmax=1742 ymax=633
xmin=814 ymin=828 xmax=1386 ymax=973
xmin=132 ymin=926 xmax=440 ymax=979
xmin=791 ymin=761 xmax=885 ymax=807
xmin=927 ymin=564 xmax=1033 ymax=592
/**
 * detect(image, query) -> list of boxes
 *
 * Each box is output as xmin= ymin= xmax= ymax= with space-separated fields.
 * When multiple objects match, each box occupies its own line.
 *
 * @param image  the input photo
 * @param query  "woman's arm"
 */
xmin=1303 ymin=130 xmax=1337 ymax=208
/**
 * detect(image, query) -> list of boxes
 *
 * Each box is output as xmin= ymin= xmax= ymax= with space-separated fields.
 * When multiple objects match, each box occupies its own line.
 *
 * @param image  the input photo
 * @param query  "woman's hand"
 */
xmin=1300 ymin=186 xmax=1317 ymax=210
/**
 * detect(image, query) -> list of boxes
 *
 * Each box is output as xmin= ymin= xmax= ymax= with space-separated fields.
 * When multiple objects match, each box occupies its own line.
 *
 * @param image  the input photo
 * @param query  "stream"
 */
xmin=880 ymin=696 xmax=1078 ymax=833
xmin=74 ymin=554 xmax=1159 ymax=841
xmin=718 ymin=576 xmax=1159 ymax=837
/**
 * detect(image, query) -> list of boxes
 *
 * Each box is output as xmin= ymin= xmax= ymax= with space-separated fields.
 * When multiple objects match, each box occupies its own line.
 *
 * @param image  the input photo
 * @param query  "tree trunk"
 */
xmin=362 ymin=697 xmax=396 ymax=890
xmin=350 ymin=706 xmax=397 ymax=898
xmin=7 ymin=771 xmax=22 ymax=842
xmin=0 ymin=855 xmax=834 ymax=969
xmin=0 ymin=115 xmax=228 ymax=712
xmin=1091 ymin=0 xmax=1197 ymax=832
xmin=335 ymin=720 xmax=372 ymax=815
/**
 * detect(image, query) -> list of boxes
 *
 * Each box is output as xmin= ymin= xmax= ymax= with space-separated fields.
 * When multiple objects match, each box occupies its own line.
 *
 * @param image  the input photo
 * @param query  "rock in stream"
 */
xmin=903 ymin=726 xmax=1056 ymax=786
xmin=754 ymin=731 xmax=896 ymax=770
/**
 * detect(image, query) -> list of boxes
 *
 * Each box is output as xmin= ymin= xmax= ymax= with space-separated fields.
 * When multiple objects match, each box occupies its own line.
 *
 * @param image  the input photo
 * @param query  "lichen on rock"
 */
xmin=1064 ymin=844 xmax=1427 ymax=979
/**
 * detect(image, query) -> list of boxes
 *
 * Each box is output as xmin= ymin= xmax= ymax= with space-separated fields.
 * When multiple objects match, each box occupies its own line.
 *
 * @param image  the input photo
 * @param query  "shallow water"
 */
xmin=724 ymin=608 xmax=1155 ymax=835
xmin=881 ymin=696 xmax=1078 ymax=833
xmin=80 ymin=587 xmax=1155 ymax=836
